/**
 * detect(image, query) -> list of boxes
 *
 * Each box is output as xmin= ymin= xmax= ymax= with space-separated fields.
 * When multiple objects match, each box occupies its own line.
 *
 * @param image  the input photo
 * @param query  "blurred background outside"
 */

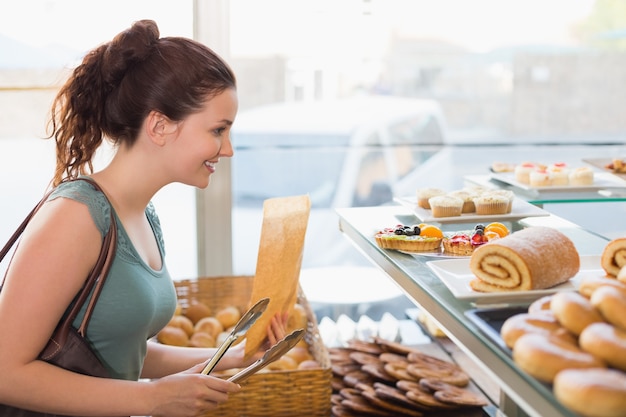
xmin=1 ymin=0 xmax=625 ymax=283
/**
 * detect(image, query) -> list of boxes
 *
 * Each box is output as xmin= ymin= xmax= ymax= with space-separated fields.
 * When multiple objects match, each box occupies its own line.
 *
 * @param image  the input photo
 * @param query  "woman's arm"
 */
xmin=0 ymin=198 xmax=239 ymax=416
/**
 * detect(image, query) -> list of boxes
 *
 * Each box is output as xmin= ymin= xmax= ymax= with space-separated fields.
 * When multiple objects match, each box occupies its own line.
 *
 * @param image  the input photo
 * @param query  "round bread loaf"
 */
xmin=554 ymin=368 xmax=626 ymax=417
xmin=194 ymin=317 xmax=224 ymax=339
xmin=215 ymin=306 xmax=241 ymax=329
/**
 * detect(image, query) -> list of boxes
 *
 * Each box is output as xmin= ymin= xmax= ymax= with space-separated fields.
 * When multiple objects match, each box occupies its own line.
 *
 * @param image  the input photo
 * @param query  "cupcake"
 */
xmin=447 ymin=190 xmax=476 ymax=213
xmin=514 ymin=162 xmax=537 ymax=184
xmin=428 ymin=195 xmax=463 ymax=218
xmin=569 ymin=167 xmax=594 ymax=186
xmin=483 ymin=189 xmax=515 ymax=213
xmin=529 ymin=169 xmax=551 ymax=187
xmin=473 ymin=194 xmax=510 ymax=215
xmin=548 ymin=162 xmax=570 ymax=186
xmin=416 ymin=188 xmax=445 ymax=209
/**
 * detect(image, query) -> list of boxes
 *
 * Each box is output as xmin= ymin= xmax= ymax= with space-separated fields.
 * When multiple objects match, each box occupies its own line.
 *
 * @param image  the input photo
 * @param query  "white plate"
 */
xmin=427 ymin=255 xmax=603 ymax=305
xmin=398 ymin=249 xmax=470 ymax=259
xmin=394 ymin=196 xmax=549 ymax=224
xmin=583 ymin=158 xmax=626 ymax=181
xmin=490 ymin=172 xmax=626 ymax=191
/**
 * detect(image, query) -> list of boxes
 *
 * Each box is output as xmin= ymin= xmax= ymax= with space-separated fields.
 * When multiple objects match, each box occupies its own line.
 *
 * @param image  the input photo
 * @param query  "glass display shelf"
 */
xmin=402 ymin=144 xmax=626 ymax=206
xmin=336 ymin=204 xmax=610 ymax=417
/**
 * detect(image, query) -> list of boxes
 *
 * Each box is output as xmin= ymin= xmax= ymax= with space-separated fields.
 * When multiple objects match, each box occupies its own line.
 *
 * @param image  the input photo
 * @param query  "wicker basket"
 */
xmin=173 ymin=276 xmax=332 ymax=417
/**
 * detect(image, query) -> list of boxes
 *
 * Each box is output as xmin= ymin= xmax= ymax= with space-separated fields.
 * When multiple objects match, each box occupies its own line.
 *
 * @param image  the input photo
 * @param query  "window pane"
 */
xmin=0 ymin=1 xmax=196 ymax=279
xmin=228 ymin=0 xmax=625 ymax=274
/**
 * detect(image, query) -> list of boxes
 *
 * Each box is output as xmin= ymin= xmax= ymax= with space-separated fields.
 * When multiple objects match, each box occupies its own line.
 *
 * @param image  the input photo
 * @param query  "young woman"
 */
xmin=0 ymin=19 xmax=286 ymax=416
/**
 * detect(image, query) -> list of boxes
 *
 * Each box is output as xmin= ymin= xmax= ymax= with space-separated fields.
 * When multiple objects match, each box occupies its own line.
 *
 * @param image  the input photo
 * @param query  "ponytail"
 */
xmin=47 ymin=19 xmax=236 ymax=186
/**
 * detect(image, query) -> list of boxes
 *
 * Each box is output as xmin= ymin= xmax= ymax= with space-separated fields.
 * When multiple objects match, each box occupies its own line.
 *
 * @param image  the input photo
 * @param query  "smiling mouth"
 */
xmin=204 ymin=161 xmax=216 ymax=171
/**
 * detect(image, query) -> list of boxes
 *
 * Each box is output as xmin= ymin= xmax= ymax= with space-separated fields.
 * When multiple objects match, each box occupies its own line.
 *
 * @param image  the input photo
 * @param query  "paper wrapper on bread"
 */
xmin=469 ymin=226 xmax=580 ymax=292
xmin=601 ymin=237 xmax=626 ymax=277
xmin=243 ymin=195 xmax=311 ymax=359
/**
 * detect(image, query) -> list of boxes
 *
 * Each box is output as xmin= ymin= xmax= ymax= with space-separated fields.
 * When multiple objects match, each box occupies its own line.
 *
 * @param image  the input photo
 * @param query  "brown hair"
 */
xmin=47 ymin=19 xmax=236 ymax=186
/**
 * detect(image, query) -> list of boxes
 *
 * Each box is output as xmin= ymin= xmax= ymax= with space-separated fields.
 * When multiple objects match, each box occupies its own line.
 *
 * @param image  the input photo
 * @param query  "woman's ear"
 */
xmin=145 ymin=110 xmax=177 ymax=145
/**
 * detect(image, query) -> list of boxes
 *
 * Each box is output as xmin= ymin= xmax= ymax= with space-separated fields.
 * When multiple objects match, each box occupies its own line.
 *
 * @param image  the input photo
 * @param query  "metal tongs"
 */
xmin=227 ymin=328 xmax=305 ymax=384
xmin=201 ymin=297 xmax=270 ymax=375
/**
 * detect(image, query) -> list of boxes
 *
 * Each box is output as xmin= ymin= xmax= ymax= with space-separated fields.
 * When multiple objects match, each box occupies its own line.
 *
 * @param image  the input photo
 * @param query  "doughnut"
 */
xmin=579 ymin=322 xmax=626 ymax=371
xmin=590 ymin=285 xmax=626 ymax=331
xmin=512 ymin=333 xmax=606 ymax=383
xmin=578 ymin=275 xmax=626 ymax=298
xmin=550 ymin=291 xmax=604 ymax=336
xmin=500 ymin=312 xmax=574 ymax=349
xmin=527 ymin=295 xmax=554 ymax=315
xmin=554 ymin=368 xmax=626 ymax=417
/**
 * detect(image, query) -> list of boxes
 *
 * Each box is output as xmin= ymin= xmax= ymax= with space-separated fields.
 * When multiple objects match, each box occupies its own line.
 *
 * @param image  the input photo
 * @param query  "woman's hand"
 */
xmin=149 ymin=362 xmax=240 ymax=417
xmin=225 ymin=312 xmax=289 ymax=368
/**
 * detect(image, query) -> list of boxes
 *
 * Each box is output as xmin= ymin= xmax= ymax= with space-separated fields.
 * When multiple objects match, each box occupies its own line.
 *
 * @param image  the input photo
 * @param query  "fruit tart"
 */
xmin=374 ymin=223 xmax=443 ymax=252
xmin=443 ymin=223 xmax=509 ymax=256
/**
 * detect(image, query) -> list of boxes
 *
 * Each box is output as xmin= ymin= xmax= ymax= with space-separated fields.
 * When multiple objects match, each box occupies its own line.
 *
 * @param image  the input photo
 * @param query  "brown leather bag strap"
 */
xmin=0 ymin=177 xmax=117 ymax=337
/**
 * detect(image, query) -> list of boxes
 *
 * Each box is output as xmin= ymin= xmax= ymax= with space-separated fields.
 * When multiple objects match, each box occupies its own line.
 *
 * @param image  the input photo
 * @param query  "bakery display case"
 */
xmin=336 ymin=204 xmax=611 ymax=417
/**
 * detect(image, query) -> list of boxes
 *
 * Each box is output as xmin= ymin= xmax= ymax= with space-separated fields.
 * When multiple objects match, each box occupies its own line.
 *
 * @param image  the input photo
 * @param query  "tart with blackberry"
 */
xmin=443 ymin=223 xmax=509 ymax=256
xmin=374 ymin=224 xmax=443 ymax=252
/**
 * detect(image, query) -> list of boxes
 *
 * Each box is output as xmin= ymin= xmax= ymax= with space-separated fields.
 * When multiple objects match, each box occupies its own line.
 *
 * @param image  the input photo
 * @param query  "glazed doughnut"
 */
xmin=579 ymin=322 xmax=626 ymax=371
xmin=500 ymin=312 xmax=575 ymax=349
xmin=550 ymin=291 xmax=604 ymax=336
xmin=554 ymin=368 xmax=626 ymax=417
xmin=512 ymin=333 xmax=606 ymax=383
xmin=527 ymin=295 xmax=554 ymax=315
xmin=590 ymin=285 xmax=626 ymax=331
xmin=578 ymin=275 xmax=626 ymax=298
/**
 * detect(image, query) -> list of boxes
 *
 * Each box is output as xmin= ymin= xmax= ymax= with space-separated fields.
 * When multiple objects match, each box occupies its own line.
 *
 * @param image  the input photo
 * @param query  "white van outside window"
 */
xmin=231 ymin=96 xmax=447 ymax=274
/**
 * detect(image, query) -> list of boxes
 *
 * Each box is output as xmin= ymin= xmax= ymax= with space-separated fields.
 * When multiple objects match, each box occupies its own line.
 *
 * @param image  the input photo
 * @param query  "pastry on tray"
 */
xmin=469 ymin=226 xmax=580 ymax=292
xmin=442 ymin=223 xmax=509 ymax=256
xmin=374 ymin=224 xmax=443 ymax=252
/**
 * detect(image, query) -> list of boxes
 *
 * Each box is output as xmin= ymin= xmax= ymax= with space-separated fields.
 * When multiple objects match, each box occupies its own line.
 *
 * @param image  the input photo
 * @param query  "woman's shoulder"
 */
xmin=47 ymin=178 xmax=112 ymax=236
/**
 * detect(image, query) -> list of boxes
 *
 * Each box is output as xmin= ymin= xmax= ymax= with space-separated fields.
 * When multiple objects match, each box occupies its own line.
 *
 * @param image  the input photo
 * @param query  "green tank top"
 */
xmin=48 ymin=179 xmax=177 ymax=380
